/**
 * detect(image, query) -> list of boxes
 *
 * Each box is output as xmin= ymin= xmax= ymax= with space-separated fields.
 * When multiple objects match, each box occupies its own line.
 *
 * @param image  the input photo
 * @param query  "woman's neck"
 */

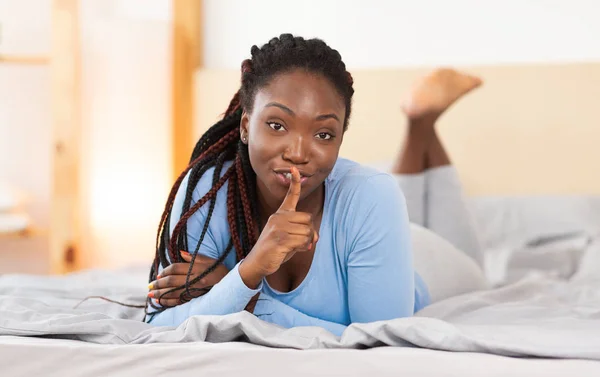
xmin=256 ymin=182 xmax=325 ymax=225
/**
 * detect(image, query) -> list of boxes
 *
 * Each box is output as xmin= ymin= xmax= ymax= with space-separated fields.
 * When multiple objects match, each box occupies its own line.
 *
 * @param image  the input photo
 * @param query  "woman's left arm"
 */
xmin=152 ymin=258 xmax=349 ymax=335
xmin=252 ymin=293 xmax=347 ymax=336
xmin=346 ymin=174 xmax=416 ymax=323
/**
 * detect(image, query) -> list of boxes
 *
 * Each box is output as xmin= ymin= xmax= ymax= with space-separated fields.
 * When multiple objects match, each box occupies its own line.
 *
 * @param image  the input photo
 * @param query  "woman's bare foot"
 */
xmin=401 ymin=68 xmax=482 ymax=120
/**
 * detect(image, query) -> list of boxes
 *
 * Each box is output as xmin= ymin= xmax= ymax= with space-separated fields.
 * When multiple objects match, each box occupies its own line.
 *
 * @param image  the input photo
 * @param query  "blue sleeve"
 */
xmin=147 ymin=166 xmax=254 ymax=326
xmin=147 ymin=262 xmax=261 ymax=326
xmin=253 ymin=293 xmax=347 ymax=336
xmin=345 ymin=174 xmax=415 ymax=323
xmin=249 ymin=173 xmax=414 ymax=337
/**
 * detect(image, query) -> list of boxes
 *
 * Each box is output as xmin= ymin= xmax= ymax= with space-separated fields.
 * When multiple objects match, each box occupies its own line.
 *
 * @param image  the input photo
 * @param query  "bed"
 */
xmin=2 ymin=216 xmax=600 ymax=376
xmin=2 ymin=63 xmax=600 ymax=376
xmin=3 ymin=337 xmax=599 ymax=377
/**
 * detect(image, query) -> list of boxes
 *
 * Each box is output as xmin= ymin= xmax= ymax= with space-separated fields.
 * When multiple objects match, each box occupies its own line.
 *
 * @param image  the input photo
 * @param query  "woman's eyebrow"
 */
xmin=266 ymin=102 xmax=340 ymax=123
xmin=316 ymin=113 xmax=340 ymax=123
xmin=265 ymin=102 xmax=295 ymax=116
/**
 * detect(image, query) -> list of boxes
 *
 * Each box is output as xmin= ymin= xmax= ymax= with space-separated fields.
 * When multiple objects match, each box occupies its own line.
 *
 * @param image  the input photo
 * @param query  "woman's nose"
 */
xmin=282 ymin=135 xmax=309 ymax=164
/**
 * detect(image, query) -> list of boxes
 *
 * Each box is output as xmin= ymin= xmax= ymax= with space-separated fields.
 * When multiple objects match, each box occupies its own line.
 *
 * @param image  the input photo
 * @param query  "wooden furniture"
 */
xmin=0 ymin=55 xmax=49 ymax=65
xmin=0 ymin=228 xmax=47 ymax=240
xmin=48 ymin=0 xmax=81 ymax=274
xmin=0 ymin=0 xmax=80 ymax=274
xmin=2 ymin=0 xmax=204 ymax=273
xmin=172 ymin=0 xmax=202 ymax=179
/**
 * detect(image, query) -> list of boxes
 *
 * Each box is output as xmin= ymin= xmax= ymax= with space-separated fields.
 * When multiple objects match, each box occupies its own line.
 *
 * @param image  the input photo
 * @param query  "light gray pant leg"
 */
xmin=425 ymin=166 xmax=483 ymax=266
xmin=390 ymin=166 xmax=486 ymax=302
xmin=393 ymin=173 xmax=426 ymax=226
xmin=410 ymin=223 xmax=488 ymax=303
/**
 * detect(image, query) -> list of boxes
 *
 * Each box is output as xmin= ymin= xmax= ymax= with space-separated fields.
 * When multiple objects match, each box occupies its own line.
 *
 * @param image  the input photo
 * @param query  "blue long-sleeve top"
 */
xmin=146 ymin=158 xmax=430 ymax=336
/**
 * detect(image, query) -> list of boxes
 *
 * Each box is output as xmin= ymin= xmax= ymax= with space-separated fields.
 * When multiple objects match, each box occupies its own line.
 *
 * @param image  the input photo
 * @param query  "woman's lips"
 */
xmin=274 ymin=171 xmax=309 ymax=186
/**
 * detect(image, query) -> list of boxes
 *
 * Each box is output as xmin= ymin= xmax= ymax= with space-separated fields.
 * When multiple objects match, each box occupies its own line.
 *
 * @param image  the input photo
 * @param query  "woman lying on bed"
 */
xmin=145 ymin=34 xmax=484 ymax=336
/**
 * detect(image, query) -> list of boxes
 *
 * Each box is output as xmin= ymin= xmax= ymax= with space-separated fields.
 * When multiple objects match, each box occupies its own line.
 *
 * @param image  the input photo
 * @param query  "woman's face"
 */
xmin=240 ymin=69 xmax=346 ymax=206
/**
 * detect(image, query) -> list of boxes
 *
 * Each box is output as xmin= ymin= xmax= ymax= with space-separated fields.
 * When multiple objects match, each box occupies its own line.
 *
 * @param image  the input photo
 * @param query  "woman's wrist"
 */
xmin=245 ymin=293 xmax=260 ymax=313
xmin=238 ymin=257 xmax=264 ymax=289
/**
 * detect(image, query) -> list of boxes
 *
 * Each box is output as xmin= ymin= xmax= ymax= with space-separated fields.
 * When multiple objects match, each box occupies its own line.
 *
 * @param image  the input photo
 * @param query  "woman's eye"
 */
xmin=316 ymin=132 xmax=333 ymax=140
xmin=267 ymin=122 xmax=285 ymax=132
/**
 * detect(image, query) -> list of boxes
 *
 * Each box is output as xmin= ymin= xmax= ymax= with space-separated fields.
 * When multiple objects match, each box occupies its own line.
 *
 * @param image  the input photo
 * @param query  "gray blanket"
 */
xmin=1 ymin=252 xmax=599 ymax=359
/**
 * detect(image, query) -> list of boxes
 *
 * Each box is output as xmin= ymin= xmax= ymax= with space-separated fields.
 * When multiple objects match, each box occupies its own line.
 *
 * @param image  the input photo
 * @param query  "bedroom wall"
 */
xmin=0 ymin=0 xmax=53 ymax=273
xmin=197 ymin=0 xmax=600 ymax=196
xmin=78 ymin=0 xmax=172 ymax=270
xmin=195 ymin=63 xmax=600 ymax=196
xmin=203 ymin=0 xmax=600 ymax=69
xmin=2 ymin=0 xmax=599 ymax=271
xmin=0 ymin=0 xmax=172 ymax=272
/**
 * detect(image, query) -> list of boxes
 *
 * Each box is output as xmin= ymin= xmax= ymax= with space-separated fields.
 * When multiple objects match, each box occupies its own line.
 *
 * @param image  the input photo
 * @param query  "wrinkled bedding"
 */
xmin=1 ymin=196 xmax=600 ymax=375
xmin=1 ymin=235 xmax=599 ymax=359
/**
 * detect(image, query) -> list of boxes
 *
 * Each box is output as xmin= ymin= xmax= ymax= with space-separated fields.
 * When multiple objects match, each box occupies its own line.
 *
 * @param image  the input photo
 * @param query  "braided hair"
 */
xmin=146 ymin=33 xmax=355 ymax=319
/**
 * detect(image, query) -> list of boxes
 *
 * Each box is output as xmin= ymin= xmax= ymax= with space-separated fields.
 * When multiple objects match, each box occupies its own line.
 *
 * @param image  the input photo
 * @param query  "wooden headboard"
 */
xmin=194 ymin=63 xmax=600 ymax=195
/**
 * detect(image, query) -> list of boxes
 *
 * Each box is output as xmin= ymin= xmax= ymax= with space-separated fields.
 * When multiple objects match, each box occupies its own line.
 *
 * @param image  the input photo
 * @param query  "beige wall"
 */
xmin=195 ymin=63 xmax=600 ymax=196
xmin=346 ymin=64 xmax=600 ymax=195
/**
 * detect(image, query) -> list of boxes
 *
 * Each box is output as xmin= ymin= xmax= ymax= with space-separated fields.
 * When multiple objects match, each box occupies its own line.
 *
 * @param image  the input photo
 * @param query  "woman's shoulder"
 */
xmin=169 ymin=160 xmax=235 ymax=265
xmin=327 ymin=158 xmax=401 ymax=199
xmin=171 ymin=160 xmax=234 ymax=226
xmin=326 ymin=159 xmax=409 ymax=260
xmin=180 ymin=160 xmax=235 ymax=199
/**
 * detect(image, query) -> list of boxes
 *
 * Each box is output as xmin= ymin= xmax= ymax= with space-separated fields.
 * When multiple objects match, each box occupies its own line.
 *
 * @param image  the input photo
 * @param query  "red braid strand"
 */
xmin=168 ymin=166 xmax=235 ymax=261
xmin=226 ymin=169 xmax=244 ymax=260
xmin=235 ymin=157 xmax=259 ymax=245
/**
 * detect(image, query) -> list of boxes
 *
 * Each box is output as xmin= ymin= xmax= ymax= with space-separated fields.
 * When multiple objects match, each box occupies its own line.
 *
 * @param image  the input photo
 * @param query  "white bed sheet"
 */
xmin=1 ymin=335 xmax=599 ymax=377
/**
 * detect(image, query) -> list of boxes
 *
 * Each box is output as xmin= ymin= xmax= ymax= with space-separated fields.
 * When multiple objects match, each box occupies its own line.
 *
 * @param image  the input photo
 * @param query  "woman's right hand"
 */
xmin=148 ymin=252 xmax=229 ymax=307
xmin=239 ymin=167 xmax=318 ymax=288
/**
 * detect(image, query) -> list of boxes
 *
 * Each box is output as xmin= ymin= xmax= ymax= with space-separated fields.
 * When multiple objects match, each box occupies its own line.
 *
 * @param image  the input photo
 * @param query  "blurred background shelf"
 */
xmin=0 ymin=54 xmax=50 ymax=65
xmin=0 ymin=227 xmax=47 ymax=240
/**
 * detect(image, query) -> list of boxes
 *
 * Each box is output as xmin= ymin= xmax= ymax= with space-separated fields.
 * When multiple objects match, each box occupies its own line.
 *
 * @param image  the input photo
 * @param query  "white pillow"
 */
xmin=0 ymin=184 xmax=19 ymax=212
xmin=0 ymin=213 xmax=30 ymax=233
xmin=471 ymin=196 xmax=600 ymax=250
xmin=411 ymin=223 xmax=489 ymax=303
